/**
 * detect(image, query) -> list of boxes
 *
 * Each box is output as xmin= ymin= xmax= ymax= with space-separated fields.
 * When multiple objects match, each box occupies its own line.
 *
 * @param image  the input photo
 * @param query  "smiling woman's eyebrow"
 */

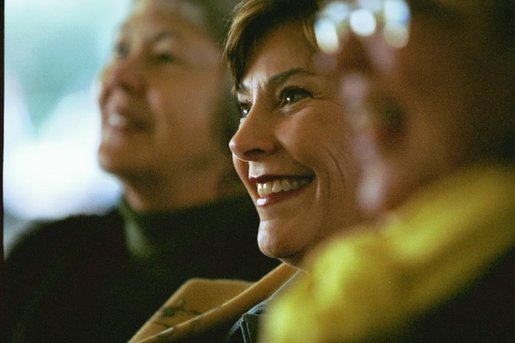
xmin=153 ymin=30 xmax=181 ymax=43
xmin=238 ymin=68 xmax=316 ymax=95
xmin=268 ymin=68 xmax=316 ymax=87
xmin=117 ymin=20 xmax=182 ymax=43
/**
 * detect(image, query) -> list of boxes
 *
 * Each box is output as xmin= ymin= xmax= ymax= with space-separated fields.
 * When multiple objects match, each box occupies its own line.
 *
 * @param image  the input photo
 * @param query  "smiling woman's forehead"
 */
xmin=119 ymin=1 xmax=211 ymax=44
xmin=132 ymin=0 xmax=207 ymax=31
xmin=118 ymin=12 xmax=185 ymax=44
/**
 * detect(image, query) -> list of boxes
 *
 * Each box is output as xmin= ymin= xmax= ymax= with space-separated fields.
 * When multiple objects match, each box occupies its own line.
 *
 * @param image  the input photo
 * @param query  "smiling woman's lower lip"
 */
xmin=256 ymin=184 xmax=310 ymax=207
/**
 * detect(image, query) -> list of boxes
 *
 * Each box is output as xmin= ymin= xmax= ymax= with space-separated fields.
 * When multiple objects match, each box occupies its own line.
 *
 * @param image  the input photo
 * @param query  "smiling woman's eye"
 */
xmin=238 ymin=102 xmax=251 ymax=118
xmin=114 ymin=41 xmax=129 ymax=59
xmin=279 ymin=87 xmax=312 ymax=106
xmin=154 ymin=51 xmax=177 ymax=63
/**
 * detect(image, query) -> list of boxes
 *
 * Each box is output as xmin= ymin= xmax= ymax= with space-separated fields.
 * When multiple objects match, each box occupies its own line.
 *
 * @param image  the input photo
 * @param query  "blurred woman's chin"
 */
xmin=97 ymin=148 xmax=127 ymax=176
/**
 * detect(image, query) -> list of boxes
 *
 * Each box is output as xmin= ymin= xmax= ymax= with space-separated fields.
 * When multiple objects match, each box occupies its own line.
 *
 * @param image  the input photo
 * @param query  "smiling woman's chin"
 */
xmin=97 ymin=146 xmax=113 ymax=170
xmin=97 ymin=146 xmax=133 ymax=176
xmin=257 ymin=227 xmax=306 ymax=267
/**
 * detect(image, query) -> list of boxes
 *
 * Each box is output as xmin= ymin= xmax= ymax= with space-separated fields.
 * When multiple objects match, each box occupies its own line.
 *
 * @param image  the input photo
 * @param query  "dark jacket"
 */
xmin=4 ymin=196 xmax=277 ymax=343
xmin=403 ymin=247 xmax=515 ymax=342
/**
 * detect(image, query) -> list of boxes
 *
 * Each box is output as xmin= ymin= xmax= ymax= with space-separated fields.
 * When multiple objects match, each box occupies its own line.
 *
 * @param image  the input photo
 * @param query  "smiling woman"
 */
xmin=226 ymin=2 xmax=362 ymax=267
xmin=97 ymin=0 xmax=237 ymax=210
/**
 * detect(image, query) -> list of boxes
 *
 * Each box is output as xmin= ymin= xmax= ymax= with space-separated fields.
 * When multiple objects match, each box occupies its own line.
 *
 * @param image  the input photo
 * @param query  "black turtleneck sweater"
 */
xmin=4 ymin=196 xmax=277 ymax=343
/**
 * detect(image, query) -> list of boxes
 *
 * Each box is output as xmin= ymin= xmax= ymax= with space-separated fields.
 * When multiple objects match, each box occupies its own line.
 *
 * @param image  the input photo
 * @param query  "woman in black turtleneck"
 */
xmin=3 ymin=1 xmax=277 ymax=342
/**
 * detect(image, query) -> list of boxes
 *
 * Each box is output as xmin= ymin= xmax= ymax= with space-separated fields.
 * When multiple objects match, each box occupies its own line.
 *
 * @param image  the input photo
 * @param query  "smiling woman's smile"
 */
xmin=254 ymin=176 xmax=314 ymax=206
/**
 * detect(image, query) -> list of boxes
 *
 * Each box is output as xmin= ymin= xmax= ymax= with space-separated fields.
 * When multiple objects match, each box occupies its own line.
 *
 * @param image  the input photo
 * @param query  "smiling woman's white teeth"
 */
xmin=108 ymin=112 xmax=128 ymax=127
xmin=256 ymin=178 xmax=310 ymax=197
xmin=281 ymin=179 xmax=292 ymax=192
xmin=258 ymin=182 xmax=273 ymax=197
xmin=272 ymin=180 xmax=282 ymax=193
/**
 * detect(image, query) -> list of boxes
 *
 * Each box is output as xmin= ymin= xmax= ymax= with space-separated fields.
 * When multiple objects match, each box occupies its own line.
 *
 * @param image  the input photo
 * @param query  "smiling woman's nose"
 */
xmin=339 ymin=33 xmax=374 ymax=74
xmin=101 ymin=58 xmax=146 ymax=94
xmin=229 ymin=115 xmax=276 ymax=162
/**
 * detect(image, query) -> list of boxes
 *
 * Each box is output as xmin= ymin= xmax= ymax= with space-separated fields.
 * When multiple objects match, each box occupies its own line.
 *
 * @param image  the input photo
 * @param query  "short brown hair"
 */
xmin=224 ymin=0 xmax=320 ymax=91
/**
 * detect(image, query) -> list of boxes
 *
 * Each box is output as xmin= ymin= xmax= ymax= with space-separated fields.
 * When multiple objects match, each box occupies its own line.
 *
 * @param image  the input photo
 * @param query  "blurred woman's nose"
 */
xmin=229 ymin=109 xmax=276 ymax=162
xmin=315 ymin=28 xmax=372 ymax=77
xmin=101 ymin=56 xmax=146 ymax=94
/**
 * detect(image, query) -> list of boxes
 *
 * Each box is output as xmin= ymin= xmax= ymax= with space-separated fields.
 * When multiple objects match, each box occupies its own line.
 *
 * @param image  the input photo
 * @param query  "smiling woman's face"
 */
xmin=229 ymin=22 xmax=361 ymax=266
xmin=98 ymin=0 xmax=227 ymax=180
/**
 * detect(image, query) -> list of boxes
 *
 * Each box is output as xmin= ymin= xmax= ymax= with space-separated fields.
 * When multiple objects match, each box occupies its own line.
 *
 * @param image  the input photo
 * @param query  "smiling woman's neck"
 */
xmin=122 ymin=163 xmax=245 ymax=213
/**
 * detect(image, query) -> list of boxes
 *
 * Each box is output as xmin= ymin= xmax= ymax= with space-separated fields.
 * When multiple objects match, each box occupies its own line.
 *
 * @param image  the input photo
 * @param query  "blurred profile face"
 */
xmin=98 ymin=0 xmax=227 ymax=179
xmin=230 ymin=22 xmax=360 ymax=266
xmin=317 ymin=0 xmax=511 ymax=215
